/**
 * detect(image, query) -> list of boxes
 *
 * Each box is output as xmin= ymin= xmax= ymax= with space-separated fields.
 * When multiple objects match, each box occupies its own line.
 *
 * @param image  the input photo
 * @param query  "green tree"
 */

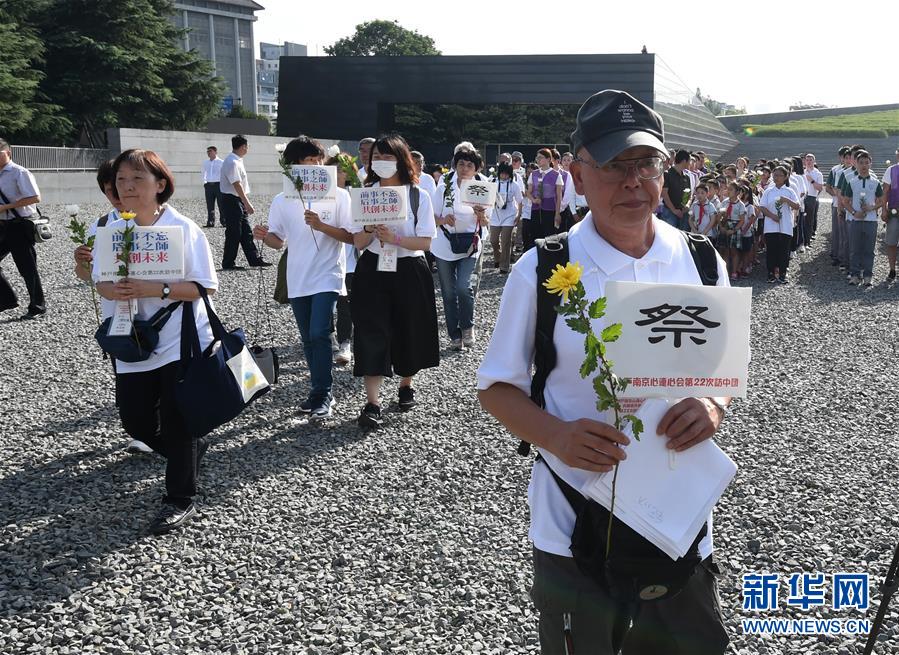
xmin=325 ymin=20 xmax=441 ymax=56
xmin=0 ymin=5 xmax=70 ymax=142
xmin=34 ymin=0 xmax=223 ymax=144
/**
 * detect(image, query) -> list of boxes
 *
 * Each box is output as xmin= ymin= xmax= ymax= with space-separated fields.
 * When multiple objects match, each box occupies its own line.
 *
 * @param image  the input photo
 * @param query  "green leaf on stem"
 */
xmin=588 ymin=297 xmax=607 ymax=319
xmin=565 ymin=315 xmax=590 ymax=334
xmin=601 ymin=323 xmax=622 ymax=342
xmin=623 ymin=414 xmax=644 ymax=441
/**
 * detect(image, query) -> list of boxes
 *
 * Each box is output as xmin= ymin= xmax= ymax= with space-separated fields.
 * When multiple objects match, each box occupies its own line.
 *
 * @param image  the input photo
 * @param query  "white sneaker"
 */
xmin=330 ymin=333 xmax=340 ymax=353
xmin=125 ymin=439 xmax=153 ymax=454
xmin=335 ymin=340 xmax=352 ymax=365
xmin=451 ymin=338 xmax=464 ymax=351
xmin=462 ymin=328 xmax=475 ymax=347
xmin=798 ymin=244 xmax=806 ymax=253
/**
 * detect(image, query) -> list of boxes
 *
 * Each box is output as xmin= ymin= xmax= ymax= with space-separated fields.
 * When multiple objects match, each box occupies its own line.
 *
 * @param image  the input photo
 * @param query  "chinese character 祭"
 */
xmin=635 ymin=303 xmax=721 ymax=347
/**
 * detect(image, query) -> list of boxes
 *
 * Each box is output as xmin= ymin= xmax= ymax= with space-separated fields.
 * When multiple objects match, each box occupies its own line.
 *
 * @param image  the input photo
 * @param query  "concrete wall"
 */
xmin=32 ymin=128 xmax=357 ymax=204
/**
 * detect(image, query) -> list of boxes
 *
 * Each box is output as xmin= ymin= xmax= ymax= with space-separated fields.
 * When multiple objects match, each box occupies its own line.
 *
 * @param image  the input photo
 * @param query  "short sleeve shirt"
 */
xmin=350 ymin=183 xmax=436 ymax=259
xmin=803 ymin=167 xmax=824 ymax=198
xmin=0 ymin=161 xmax=40 ymax=219
xmin=663 ymin=167 xmax=690 ymax=210
xmin=220 ymin=152 xmax=249 ymax=196
xmin=842 ymin=173 xmax=883 ymax=221
xmin=759 ymin=185 xmax=800 ymax=235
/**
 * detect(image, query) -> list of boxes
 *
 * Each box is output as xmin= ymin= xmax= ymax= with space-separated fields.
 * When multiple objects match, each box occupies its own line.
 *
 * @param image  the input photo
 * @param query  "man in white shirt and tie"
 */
xmin=202 ymin=146 xmax=224 ymax=227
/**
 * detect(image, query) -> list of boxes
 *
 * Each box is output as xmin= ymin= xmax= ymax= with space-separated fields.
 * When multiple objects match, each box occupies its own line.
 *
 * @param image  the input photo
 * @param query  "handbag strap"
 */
xmin=0 ymin=187 xmax=23 ymax=220
xmin=179 ymin=282 xmax=227 ymax=364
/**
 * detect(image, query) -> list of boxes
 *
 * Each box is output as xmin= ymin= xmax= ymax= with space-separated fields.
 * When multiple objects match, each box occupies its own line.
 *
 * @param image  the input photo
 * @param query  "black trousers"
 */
xmin=521 ymin=219 xmax=535 ymax=251
xmin=220 ymin=193 xmax=261 ymax=267
xmin=115 ymin=361 xmax=203 ymax=508
xmin=765 ymin=232 xmax=791 ymax=277
xmin=0 ymin=218 xmax=45 ymax=313
xmin=336 ymin=272 xmax=353 ymax=344
xmin=204 ymin=182 xmax=224 ymax=226
xmin=803 ymin=196 xmax=819 ymax=243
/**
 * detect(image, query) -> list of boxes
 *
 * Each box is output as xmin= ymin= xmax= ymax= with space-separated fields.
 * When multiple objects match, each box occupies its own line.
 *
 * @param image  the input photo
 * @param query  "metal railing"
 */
xmin=10 ymin=145 xmax=111 ymax=172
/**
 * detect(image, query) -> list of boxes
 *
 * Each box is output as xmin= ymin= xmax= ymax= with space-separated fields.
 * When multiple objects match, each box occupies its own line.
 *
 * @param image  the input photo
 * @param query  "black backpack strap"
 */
xmin=410 ymin=185 xmax=420 ymax=228
xmin=682 ymin=232 xmax=719 ymax=286
xmin=97 ymin=212 xmax=111 ymax=228
xmin=536 ymin=454 xmax=586 ymax=511
xmin=520 ymin=232 xmax=569 ymax=456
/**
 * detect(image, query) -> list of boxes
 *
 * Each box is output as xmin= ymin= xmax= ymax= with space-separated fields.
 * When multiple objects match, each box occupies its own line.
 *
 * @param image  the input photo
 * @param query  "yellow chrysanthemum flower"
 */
xmin=120 ymin=211 xmax=136 ymax=221
xmin=543 ymin=261 xmax=583 ymax=301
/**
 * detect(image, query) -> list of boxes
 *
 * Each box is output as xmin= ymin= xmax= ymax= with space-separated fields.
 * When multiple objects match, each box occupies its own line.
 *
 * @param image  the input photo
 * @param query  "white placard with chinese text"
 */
xmin=350 ymin=186 xmax=409 ymax=226
xmin=460 ymin=179 xmax=498 ymax=207
xmin=283 ymin=165 xmax=337 ymax=203
xmin=94 ymin=226 xmax=185 ymax=281
xmin=602 ymin=281 xmax=751 ymax=398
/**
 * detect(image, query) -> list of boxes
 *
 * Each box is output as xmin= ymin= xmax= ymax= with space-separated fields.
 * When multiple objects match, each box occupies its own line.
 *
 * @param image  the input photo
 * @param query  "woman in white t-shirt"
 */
xmin=253 ymin=137 xmax=354 ymax=419
xmin=759 ymin=165 xmax=801 ymax=283
xmin=433 ymin=147 xmax=491 ymax=350
xmin=350 ymin=134 xmax=439 ymax=429
xmin=489 ymin=162 xmax=523 ymax=274
xmin=94 ymin=149 xmax=218 ymax=535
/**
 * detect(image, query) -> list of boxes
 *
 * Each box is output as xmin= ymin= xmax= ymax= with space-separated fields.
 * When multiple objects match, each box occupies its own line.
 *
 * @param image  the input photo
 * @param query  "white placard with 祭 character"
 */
xmin=460 ymin=179 xmax=498 ymax=207
xmin=602 ymin=281 xmax=751 ymax=398
xmin=94 ymin=226 xmax=185 ymax=281
xmin=350 ymin=186 xmax=409 ymax=226
xmin=283 ymin=165 xmax=337 ymax=203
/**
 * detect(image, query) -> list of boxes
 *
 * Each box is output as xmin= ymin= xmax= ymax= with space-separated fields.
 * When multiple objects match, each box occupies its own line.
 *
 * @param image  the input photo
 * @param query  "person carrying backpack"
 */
xmin=477 ymin=90 xmax=732 ymax=655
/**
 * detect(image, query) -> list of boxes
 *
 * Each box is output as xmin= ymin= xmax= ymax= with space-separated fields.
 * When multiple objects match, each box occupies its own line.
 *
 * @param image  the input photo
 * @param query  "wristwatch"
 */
xmin=160 ymin=283 xmax=171 ymax=300
xmin=707 ymin=396 xmax=729 ymax=417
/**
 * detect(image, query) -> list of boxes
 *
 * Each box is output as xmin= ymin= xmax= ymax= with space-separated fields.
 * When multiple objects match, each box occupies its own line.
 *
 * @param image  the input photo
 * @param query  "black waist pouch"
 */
xmin=540 ymin=456 xmax=706 ymax=602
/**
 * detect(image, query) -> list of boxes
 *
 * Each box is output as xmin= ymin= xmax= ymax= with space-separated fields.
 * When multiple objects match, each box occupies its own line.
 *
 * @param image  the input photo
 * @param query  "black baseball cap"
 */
xmin=570 ymin=90 xmax=666 ymax=165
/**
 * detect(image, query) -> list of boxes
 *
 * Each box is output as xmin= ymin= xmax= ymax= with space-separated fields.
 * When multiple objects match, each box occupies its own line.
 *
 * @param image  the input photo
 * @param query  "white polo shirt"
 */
xmin=477 ymin=215 xmax=729 ymax=560
xmin=490 ymin=179 xmax=524 ymax=228
xmin=842 ymin=173 xmax=883 ymax=222
xmin=759 ymin=185 xmax=800 ymax=235
xmin=803 ymin=167 xmax=824 ymax=198
xmin=267 ymin=187 xmax=353 ymax=297
xmin=0 ymin=160 xmax=40 ymax=219
xmin=220 ymin=152 xmax=249 ymax=196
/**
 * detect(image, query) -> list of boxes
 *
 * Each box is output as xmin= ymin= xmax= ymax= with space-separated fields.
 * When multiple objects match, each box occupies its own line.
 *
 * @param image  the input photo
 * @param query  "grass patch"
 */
xmin=742 ymin=110 xmax=899 ymax=138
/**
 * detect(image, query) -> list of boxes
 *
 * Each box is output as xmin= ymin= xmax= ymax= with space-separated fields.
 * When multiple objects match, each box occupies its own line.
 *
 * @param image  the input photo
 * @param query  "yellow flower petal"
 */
xmin=542 ymin=261 xmax=583 ymax=301
xmin=120 ymin=211 xmax=136 ymax=221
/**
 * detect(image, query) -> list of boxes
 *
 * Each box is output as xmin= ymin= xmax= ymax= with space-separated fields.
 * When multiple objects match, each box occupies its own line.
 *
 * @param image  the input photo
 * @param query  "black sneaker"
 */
xmin=767 ymin=276 xmax=776 ymax=283
xmin=310 ymin=394 xmax=335 ymax=419
xmin=779 ymin=276 xmax=788 ymax=284
xmin=398 ymin=386 xmax=417 ymax=412
xmin=889 ymin=270 xmax=896 ymax=281
xmin=21 ymin=309 xmax=46 ymax=320
xmin=299 ymin=396 xmax=314 ymax=414
xmin=196 ymin=438 xmax=209 ymax=469
xmin=149 ymin=502 xmax=197 ymax=535
xmin=250 ymin=260 xmax=273 ymax=268
xmin=357 ymin=403 xmax=383 ymax=429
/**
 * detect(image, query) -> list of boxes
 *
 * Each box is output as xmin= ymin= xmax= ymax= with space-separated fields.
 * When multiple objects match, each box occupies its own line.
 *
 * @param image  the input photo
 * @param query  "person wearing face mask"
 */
xmin=253 ymin=136 xmax=354 ymax=418
xmin=94 ymin=149 xmax=218 ymax=534
xmin=350 ymin=134 xmax=439 ymax=429
xmin=434 ymin=147 xmax=491 ymax=350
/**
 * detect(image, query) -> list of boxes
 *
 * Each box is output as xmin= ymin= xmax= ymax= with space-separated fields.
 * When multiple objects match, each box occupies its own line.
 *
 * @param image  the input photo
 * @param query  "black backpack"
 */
xmin=524 ymin=229 xmax=720 ymax=606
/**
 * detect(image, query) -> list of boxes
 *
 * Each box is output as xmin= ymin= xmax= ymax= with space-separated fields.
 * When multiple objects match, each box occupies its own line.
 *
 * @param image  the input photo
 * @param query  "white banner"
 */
xmin=350 ymin=186 xmax=409 ymax=226
xmin=283 ymin=165 xmax=337 ymax=203
xmin=603 ymin=281 xmax=752 ymax=398
xmin=94 ymin=226 xmax=185 ymax=281
xmin=460 ymin=179 xmax=498 ymax=207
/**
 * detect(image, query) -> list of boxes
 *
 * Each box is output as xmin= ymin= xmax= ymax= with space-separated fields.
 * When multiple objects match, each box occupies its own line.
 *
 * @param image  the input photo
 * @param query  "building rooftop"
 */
xmin=219 ymin=0 xmax=264 ymax=9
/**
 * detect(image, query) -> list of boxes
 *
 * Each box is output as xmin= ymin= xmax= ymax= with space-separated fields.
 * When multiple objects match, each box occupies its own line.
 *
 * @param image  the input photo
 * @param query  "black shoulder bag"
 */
xmin=0 ymin=187 xmax=51 ymax=242
xmin=523 ymin=231 xmax=719 ymax=604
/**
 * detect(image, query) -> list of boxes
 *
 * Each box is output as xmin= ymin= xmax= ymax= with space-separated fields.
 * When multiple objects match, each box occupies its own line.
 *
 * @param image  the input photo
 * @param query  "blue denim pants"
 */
xmin=435 ymin=256 xmax=477 ymax=340
xmin=289 ymin=292 xmax=339 ymax=399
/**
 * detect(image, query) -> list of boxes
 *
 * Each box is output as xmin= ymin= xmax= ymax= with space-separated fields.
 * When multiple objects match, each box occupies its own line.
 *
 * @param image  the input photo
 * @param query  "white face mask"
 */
xmin=371 ymin=160 xmax=398 ymax=179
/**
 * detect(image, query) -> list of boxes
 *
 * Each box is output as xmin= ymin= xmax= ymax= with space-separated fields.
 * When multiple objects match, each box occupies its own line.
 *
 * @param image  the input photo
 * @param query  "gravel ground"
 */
xmin=1 ymin=195 xmax=898 ymax=655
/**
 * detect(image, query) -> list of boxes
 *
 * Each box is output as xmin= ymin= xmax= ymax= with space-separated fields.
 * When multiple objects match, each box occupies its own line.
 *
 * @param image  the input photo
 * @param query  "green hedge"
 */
xmin=744 ymin=125 xmax=890 ymax=139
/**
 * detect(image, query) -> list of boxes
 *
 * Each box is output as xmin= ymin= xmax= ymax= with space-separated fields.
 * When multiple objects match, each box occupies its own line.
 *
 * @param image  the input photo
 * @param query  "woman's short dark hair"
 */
xmin=425 ymin=163 xmax=443 ymax=176
xmin=283 ymin=135 xmax=325 ymax=164
xmin=364 ymin=134 xmax=418 ymax=186
xmin=112 ymin=149 xmax=175 ymax=204
xmin=550 ymin=148 xmax=561 ymax=161
xmin=772 ymin=165 xmax=789 ymax=182
xmin=453 ymin=148 xmax=483 ymax=171
xmin=497 ymin=162 xmax=513 ymax=178
xmin=96 ymin=159 xmax=116 ymax=192
xmin=536 ymin=148 xmax=553 ymax=161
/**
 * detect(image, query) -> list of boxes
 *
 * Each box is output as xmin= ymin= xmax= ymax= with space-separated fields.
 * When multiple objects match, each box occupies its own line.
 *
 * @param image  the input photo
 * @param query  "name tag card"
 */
xmin=377 ymin=244 xmax=398 ymax=272
xmin=351 ymin=186 xmax=408 ymax=226
xmin=108 ymin=299 xmax=139 ymax=336
xmin=460 ymin=180 xmax=497 ymax=207
xmin=94 ymin=226 xmax=185 ymax=281
xmin=284 ymin=165 xmax=336 ymax=203
xmin=602 ymin=281 xmax=752 ymax=398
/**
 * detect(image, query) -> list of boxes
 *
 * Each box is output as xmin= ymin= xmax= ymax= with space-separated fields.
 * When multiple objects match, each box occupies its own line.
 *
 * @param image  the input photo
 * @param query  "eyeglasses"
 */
xmin=575 ymin=155 xmax=665 ymax=182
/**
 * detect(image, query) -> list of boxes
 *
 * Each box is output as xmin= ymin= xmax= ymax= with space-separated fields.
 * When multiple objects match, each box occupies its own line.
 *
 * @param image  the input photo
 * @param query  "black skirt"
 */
xmin=351 ymin=250 xmax=440 ymax=378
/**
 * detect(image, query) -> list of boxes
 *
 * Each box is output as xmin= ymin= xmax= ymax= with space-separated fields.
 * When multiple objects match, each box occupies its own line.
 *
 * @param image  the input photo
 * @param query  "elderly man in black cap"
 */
xmin=477 ymin=90 xmax=731 ymax=654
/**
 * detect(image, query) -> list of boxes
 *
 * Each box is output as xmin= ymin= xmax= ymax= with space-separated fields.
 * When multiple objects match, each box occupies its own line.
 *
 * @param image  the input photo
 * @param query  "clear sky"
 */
xmin=254 ymin=0 xmax=899 ymax=115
